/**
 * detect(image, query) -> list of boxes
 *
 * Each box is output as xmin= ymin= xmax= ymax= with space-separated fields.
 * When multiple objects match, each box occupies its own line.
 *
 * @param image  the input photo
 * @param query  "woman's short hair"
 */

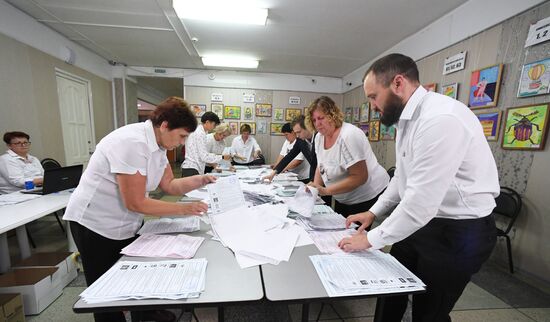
xmin=214 ymin=123 xmax=232 ymax=136
xmin=305 ymin=96 xmax=344 ymax=131
xmin=149 ymin=96 xmax=197 ymax=132
xmin=240 ymin=123 xmax=252 ymax=134
xmin=3 ymin=131 xmax=30 ymax=144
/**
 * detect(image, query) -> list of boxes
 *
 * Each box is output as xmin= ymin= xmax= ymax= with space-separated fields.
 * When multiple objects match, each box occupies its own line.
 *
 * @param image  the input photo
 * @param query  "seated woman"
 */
xmin=181 ymin=112 xmax=231 ymax=177
xmin=230 ymin=123 xmax=263 ymax=166
xmin=63 ymin=97 xmax=214 ymax=322
xmin=306 ymin=96 xmax=389 ymax=218
xmin=0 ymin=131 xmax=44 ymax=194
xmin=205 ymin=123 xmax=232 ymax=173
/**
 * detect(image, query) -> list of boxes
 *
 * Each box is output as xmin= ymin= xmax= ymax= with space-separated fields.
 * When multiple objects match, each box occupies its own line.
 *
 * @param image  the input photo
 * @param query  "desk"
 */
xmin=0 ymin=191 xmax=71 ymax=273
xmin=72 ymin=222 xmax=264 ymax=320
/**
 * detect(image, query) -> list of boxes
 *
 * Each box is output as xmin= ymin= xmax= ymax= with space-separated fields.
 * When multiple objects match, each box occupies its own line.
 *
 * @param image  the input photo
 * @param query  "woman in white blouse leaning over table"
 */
xmin=306 ymin=96 xmax=389 ymax=218
xmin=205 ymin=123 xmax=232 ymax=173
xmin=63 ymin=97 xmax=215 ymax=322
xmin=0 ymin=131 xmax=44 ymax=194
xmin=181 ymin=112 xmax=231 ymax=177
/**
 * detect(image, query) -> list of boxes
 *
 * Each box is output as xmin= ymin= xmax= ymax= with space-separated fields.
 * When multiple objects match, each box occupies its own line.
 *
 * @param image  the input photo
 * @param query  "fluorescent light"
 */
xmin=202 ymin=56 xmax=259 ymax=69
xmin=173 ymin=0 xmax=268 ymax=26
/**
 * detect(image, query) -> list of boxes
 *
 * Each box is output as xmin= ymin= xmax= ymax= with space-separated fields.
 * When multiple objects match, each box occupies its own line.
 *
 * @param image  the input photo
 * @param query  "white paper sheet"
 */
xmin=286 ymin=186 xmax=317 ymax=218
xmin=137 ymin=217 xmax=200 ymax=235
xmin=308 ymin=229 xmax=358 ymax=254
xmin=121 ymin=234 xmax=204 ymax=259
xmin=207 ymin=175 xmax=245 ymax=214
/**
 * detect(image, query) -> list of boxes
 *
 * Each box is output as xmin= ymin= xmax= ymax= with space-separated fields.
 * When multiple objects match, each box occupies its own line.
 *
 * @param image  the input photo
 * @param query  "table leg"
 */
xmin=301 ymin=302 xmax=309 ymax=322
xmin=15 ymin=225 xmax=31 ymax=259
xmin=0 ymin=233 xmax=11 ymax=273
xmin=218 ymin=306 xmax=224 ymax=322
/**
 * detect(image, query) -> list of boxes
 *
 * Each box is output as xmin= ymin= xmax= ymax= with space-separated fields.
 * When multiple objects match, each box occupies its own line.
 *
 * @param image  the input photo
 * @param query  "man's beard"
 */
xmin=380 ymin=92 xmax=405 ymax=127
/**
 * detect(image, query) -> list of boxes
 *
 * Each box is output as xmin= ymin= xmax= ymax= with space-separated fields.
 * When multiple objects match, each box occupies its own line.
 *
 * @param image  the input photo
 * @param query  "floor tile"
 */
xmin=518 ymin=308 xmax=550 ymax=322
xmin=27 ymin=287 xmax=93 ymax=322
xmin=449 ymin=308 xmax=534 ymax=321
xmin=454 ymin=282 xmax=511 ymax=310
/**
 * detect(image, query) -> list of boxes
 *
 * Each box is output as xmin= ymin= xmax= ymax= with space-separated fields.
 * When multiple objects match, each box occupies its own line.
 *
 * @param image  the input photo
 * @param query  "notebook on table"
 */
xmin=21 ymin=164 xmax=83 ymax=195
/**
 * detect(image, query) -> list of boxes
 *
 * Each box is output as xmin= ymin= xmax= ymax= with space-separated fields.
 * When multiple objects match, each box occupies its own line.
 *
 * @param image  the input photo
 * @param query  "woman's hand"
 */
xmin=308 ymin=181 xmax=328 ymax=196
xmin=179 ymin=201 xmax=208 ymax=216
xmin=338 ymin=233 xmax=372 ymax=252
xmin=199 ymin=174 xmax=216 ymax=186
xmin=345 ymin=211 xmax=376 ymax=233
xmin=262 ymin=170 xmax=276 ymax=182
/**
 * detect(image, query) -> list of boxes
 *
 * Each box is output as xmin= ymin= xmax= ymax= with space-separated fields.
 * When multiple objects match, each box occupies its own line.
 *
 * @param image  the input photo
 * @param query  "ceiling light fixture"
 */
xmin=173 ymin=0 xmax=268 ymax=26
xmin=202 ymin=56 xmax=259 ymax=69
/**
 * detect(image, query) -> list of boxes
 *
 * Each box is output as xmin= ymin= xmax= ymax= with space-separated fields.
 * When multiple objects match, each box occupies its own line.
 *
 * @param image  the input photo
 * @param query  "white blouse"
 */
xmin=63 ymin=120 xmax=169 ymax=240
xmin=181 ymin=125 xmax=222 ymax=174
xmin=206 ymin=133 xmax=227 ymax=155
xmin=0 ymin=150 xmax=44 ymax=194
xmin=230 ymin=136 xmax=261 ymax=164
xmin=315 ymin=122 xmax=389 ymax=204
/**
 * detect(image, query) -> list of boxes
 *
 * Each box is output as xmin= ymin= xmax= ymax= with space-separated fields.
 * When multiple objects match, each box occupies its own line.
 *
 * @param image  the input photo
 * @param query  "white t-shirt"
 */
xmin=206 ymin=133 xmax=226 ymax=155
xmin=231 ymin=136 xmax=261 ymax=164
xmin=315 ymin=122 xmax=389 ymax=204
xmin=279 ymin=139 xmax=310 ymax=180
xmin=63 ymin=120 xmax=169 ymax=240
xmin=0 ymin=150 xmax=44 ymax=194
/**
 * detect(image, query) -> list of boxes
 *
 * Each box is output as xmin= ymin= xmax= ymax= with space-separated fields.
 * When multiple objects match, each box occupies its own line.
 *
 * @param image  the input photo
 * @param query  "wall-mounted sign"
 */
xmin=525 ymin=16 xmax=550 ymax=48
xmin=443 ymin=52 xmax=466 ymax=75
xmin=289 ymin=96 xmax=301 ymax=105
xmin=243 ymin=94 xmax=255 ymax=103
xmin=211 ymin=93 xmax=223 ymax=102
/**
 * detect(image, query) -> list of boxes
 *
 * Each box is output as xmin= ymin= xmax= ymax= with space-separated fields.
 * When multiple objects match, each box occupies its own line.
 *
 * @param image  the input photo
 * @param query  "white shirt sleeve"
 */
xmin=340 ymin=127 xmax=368 ymax=168
xmin=367 ymin=115 xmax=472 ymax=249
xmin=193 ymin=131 xmax=222 ymax=164
xmin=103 ymin=138 xmax=148 ymax=175
xmin=279 ymin=140 xmax=289 ymax=156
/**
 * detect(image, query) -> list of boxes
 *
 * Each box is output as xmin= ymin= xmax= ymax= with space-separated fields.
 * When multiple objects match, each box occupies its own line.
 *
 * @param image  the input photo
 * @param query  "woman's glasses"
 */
xmin=10 ymin=141 xmax=31 ymax=147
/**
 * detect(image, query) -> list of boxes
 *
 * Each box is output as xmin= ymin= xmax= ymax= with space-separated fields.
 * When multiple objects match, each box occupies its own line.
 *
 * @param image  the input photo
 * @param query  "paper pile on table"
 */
xmin=138 ymin=217 xmax=200 ymax=235
xmin=121 ymin=234 xmax=204 ymax=259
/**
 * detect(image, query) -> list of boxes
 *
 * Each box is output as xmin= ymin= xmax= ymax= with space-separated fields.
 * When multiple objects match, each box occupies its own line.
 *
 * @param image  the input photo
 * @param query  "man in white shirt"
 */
xmin=272 ymin=123 xmax=309 ymax=181
xmin=339 ymin=53 xmax=499 ymax=321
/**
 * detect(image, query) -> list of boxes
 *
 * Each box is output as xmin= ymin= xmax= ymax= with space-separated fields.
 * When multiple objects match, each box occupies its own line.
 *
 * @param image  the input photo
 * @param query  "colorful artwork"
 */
xmin=353 ymin=106 xmax=361 ymax=123
xmin=380 ymin=124 xmax=396 ymax=140
xmin=239 ymin=122 xmax=256 ymax=134
xmin=257 ymin=120 xmax=268 ymax=134
xmin=441 ymin=83 xmax=458 ymax=100
xmin=273 ymin=108 xmax=284 ymax=121
xmin=229 ymin=122 xmax=239 ymax=135
xmin=224 ymin=106 xmax=241 ymax=119
xmin=344 ymin=107 xmax=353 ymax=123
xmin=190 ymin=104 xmax=206 ymax=117
xmin=359 ymin=102 xmax=370 ymax=123
xmin=285 ymin=108 xmax=302 ymax=122
xmin=502 ymin=103 xmax=549 ymax=150
xmin=358 ymin=123 xmax=369 ymax=137
xmin=255 ymin=103 xmax=272 ymax=117
xmin=370 ymin=108 xmax=381 ymax=121
xmin=243 ymin=106 xmax=254 ymax=120
xmin=270 ymin=123 xmax=284 ymax=136
xmin=424 ymin=83 xmax=437 ymax=92
xmin=368 ymin=121 xmax=380 ymax=141
xmin=468 ymin=64 xmax=503 ymax=108
xmin=517 ymin=58 xmax=550 ymax=98
xmin=211 ymin=103 xmax=224 ymax=119
xmin=476 ymin=112 xmax=501 ymax=141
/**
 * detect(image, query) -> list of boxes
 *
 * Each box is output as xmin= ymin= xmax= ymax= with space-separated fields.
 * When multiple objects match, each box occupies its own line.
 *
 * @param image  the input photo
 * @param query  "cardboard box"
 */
xmin=13 ymin=252 xmax=77 ymax=289
xmin=0 ymin=268 xmax=62 ymax=315
xmin=0 ymin=294 xmax=25 ymax=322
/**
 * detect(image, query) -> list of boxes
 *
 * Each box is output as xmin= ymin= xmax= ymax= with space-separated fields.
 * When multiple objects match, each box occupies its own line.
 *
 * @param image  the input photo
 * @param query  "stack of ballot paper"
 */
xmin=80 ymin=259 xmax=207 ymax=303
xmin=138 ymin=217 xmax=201 ymax=235
xmin=121 ymin=234 xmax=204 ymax=258
xmin=310 ymin=252 xmax=425 ymax=297
xmin=296 ymin=210 xmax=347 ymax=231
xmin=207 ymin=175 xmax=246 ymax=215
xmin=0 ymin=192 xmax=41 ymax=206
xmin=308 ymin=229 xmax=359 ymax=254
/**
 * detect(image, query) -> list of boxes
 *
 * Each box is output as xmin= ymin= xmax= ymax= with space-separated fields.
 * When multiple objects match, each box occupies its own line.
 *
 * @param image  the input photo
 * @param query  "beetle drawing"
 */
xmin=506 ymin=111 xmax=540 ymax=144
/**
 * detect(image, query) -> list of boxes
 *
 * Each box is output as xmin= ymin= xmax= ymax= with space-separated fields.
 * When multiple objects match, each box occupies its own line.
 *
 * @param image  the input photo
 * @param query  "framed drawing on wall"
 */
xmin=270 ymin=123 xmax=284 ymax=136
xmin=285 ymin=108 xmax=302 ymax=122
xmin=257 ymin=120 xmax=268 ymax=134
xmin=358 ymin=123 xmax=369 ymax=137
xmin=243 ymin=106 xmax=254 ymax=120
xmin=368 ymin=121 xmax=380 ymax=141
xmin=239 ymin=122 xmax=256 ymax=134
xmin=211 ymin=103 xmax=224 ymax=119
xmin=424 ymin=83 xmax=437 ymax=92
xmin=502 ymin=103 xmax=549 ymax=150
xmin=441 ymin=83 xmax=459 ymax=99
xmin=344 ymin=107 xmax=353 ymax=123
xmin=380 ymin=124 xmax=396 ymax=141
xmin=224 ymin=106 xmax=241 ymax=119
xmin=359 ymin=102 xmax=369 ymax=123
xmin=468 ymin=64 xmax=504 ymax=109
xmin=476 ymin=111 xmax=501 ymax=141
xmin=190 ymin=104 xmax=206 ymax=117
xmin=517 ymin=58 xmax=550 ymax=98
xmin=352 ymin=106 xmax=361 ymax=123
xmin=255 ymin=103 xmax=272 ymax=117
xmin=273 ymin=108 xmax=284 ymax=122
xmin=228 ymin=122 xmax=239 ymax=135
xmin=370 ymin=108 xmax=381 ymax=121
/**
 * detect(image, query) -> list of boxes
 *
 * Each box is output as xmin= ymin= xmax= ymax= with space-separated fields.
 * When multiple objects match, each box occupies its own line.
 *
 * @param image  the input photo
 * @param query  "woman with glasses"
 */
xmin=0 ymin=131 xmax=43 ymax=194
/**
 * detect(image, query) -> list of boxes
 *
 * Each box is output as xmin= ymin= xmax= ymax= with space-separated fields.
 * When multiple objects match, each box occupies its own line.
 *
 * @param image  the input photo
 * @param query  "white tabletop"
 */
xmin=0 ymin=190 xmax=71 ymax=234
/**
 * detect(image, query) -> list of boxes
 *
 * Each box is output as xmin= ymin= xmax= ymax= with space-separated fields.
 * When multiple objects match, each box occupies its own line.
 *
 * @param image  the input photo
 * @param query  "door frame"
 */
xmin=55 ymin=68 xmax=97 ymax=156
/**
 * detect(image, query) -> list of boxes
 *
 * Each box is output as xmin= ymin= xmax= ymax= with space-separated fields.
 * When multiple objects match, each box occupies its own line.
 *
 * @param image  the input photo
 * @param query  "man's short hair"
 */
xmin=364 ymin=53 xmax=419 ymax=87
xmin=281 ymin=123 xmax=292 ymax=133
xmin=291 ymin=115 xmax=306 ymax=130
xmin=201 ymin=111 xmax=221 ymax=125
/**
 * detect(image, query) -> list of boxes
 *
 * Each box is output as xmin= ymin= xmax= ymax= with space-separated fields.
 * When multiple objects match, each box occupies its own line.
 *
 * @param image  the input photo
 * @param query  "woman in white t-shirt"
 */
xmin=306 ymin=96 xmax=389 ymax=218
xmin=63 ymin=97 xmax=214 ymax=322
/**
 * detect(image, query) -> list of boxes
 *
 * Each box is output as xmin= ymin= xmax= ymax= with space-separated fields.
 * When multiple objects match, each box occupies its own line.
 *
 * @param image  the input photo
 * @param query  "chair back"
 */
xmin=41 ymin=158 xmax=62 ymax=170
xmin=387 ymin=166 xmax=396 ymax=178
xmin=493 ymin=187 xmax=522 ymax=235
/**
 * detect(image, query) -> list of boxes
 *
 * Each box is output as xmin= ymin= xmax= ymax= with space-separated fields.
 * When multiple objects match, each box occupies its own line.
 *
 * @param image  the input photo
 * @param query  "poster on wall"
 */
xmin=502 ymin=103 xmax=549 ymax=150
xmin=476 ymin=111 xmax=501 ymax=141
xmin=190 ymin=104 xmax=206 ymax=117
xmin=229 ymin=122 xmax=239 ymax=135
xmin=524 ymin=16 xmax=550 ymax=48
xmin=368 ymin=121 xmax=380 ymax=142
xmin=285 ymin=108 xmax=302 ymax=122
xmin=211 ymin=103 xmax=224 ymax=119
xmin=370 ymin=108 xmax=381 ymax=121
xmin=273 ymin=108 xmax=284 ymax=121
xmin=380 ymin=124 xmax=396 ymax=141
xmin=517 ymin=58 xmax=550 ymax=98
xmin=358 ymin=123 xmax=369 ymax=137
xmin=359 ymin=102 xmax=369 ymax=123
xmin=257 ymin=120 xmax=268 ymax=134
xmin=224 ymin=106 xmax=241 ymax=119
xmin=468 ymin=64 xmax=504 ymax=109
xmin=441 ymin=83 xmax=459 ymax=99
xmin=243 ymin=106 xmax=254 ymax=120
xmin=353 ymin=106 xmax=361 ymax=123
xmin=344 ymin=107 xmax=353 ymax=123
xmin=270 ymin=123 xmax=284 ymax=136
xmin=255 ymin=103 xmax=272 ymax=117
xmin=442 ymin=52 xmax=467 ymax=75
